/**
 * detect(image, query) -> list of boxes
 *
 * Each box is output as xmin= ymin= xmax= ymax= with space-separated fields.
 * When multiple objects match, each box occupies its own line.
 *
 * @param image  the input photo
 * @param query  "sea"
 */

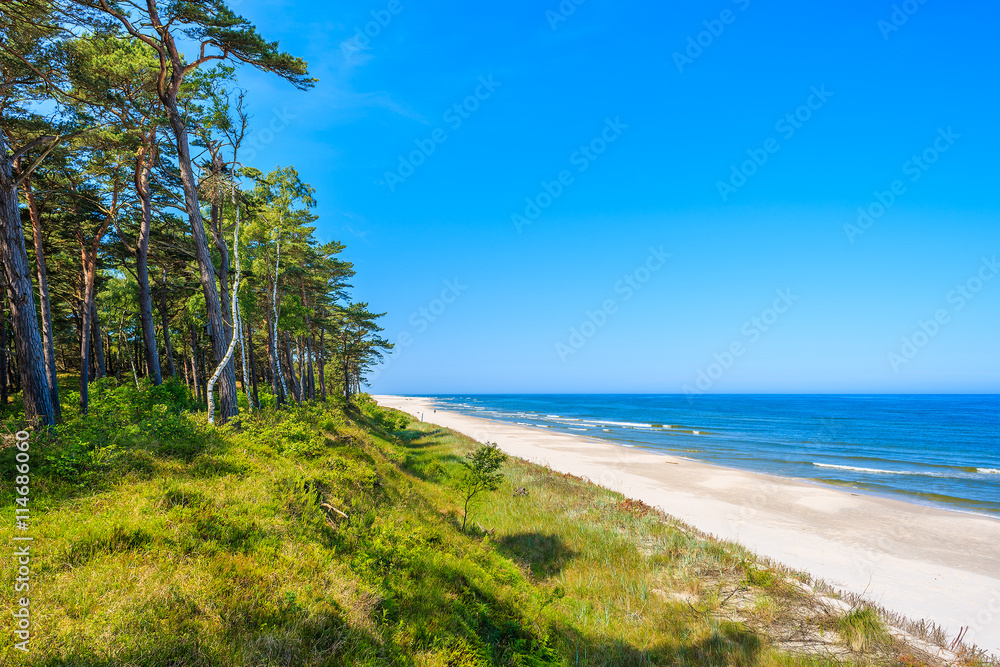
xmin=420 ymin=395 xmax=1000 ymax=517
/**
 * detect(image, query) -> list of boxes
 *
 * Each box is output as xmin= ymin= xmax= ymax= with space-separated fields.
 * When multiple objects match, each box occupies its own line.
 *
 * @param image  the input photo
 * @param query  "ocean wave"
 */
xmin=812 ymin=462 xmax=995 ymax=479
xmin=814 ymin=463 xmax=915 ymax=475
xmin=590 ymin=419 xmax=654 ymax=429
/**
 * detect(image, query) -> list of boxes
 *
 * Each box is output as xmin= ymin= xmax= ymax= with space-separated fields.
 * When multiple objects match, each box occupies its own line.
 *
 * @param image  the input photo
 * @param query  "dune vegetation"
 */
xmin=3 ymin=380 xmax=991 ymax=667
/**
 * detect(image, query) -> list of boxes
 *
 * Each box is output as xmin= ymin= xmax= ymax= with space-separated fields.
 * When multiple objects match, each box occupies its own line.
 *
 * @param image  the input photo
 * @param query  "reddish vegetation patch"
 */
xmin=616 ymin=498 xmax=654 ymax=517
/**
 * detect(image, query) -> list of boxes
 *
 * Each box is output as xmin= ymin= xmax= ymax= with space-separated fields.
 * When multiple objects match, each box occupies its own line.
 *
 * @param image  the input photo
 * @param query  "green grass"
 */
xmin=838 ymin=607 xmax=890 ymax=654
xmin=0 ymin=383 xmax=966 ymax=666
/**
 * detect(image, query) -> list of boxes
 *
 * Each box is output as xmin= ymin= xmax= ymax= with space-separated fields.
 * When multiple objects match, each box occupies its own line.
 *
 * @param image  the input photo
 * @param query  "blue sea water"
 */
xmin=422 ymin=395 xmax=1000 ymax=516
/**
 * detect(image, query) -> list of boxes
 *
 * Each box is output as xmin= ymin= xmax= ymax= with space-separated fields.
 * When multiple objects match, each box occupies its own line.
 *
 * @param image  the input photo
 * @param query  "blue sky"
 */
xmin=230 ymin=0 xmax=999 ymax=394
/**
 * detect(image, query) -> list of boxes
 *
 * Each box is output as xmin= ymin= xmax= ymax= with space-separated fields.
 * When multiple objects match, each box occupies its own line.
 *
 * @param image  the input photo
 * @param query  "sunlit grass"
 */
xmin=0 ymin=388 xmax=980 ymax=666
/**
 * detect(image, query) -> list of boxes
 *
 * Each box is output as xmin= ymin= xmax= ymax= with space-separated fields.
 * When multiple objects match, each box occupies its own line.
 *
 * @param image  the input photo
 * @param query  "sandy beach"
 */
xmin=375 ymin=395 xmax=1000 ymax=655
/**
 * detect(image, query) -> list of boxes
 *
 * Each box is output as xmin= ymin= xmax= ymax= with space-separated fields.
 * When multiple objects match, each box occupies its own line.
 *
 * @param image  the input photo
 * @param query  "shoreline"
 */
xmin=375 ymin=394 xmax=1000 ymax=655
xmin=622 ymin=442 xmax=1000 ymax=523
xmin=426 ymin=396 xmax=1000 ymax=520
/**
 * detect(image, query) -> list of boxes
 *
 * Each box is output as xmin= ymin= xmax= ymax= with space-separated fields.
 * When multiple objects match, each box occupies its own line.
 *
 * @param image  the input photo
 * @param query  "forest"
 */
xmin=0 ymin=0 xmax=391 ymax=428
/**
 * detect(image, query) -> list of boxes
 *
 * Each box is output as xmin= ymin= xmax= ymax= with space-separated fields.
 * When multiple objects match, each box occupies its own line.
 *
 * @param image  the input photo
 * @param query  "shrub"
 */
xmin=457 ymin=442 xmax=508 ymax=531
xmin=352 ymin=393 xmax=409 ymax=432
xmin=838 ymin=606 xmax=890 ymax=653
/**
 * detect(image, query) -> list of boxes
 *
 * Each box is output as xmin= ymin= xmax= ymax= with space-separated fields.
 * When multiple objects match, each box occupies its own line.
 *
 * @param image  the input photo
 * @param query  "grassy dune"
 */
xmin=0 ymin=384 xmax=987 ymax=666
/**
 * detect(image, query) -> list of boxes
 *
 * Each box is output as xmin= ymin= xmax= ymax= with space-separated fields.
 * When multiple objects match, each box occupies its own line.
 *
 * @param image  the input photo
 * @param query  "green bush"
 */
xmin=838 ymin=606 xmax=890 ymax=653
xmin=353 ymin=393 xmax=409 ymax=432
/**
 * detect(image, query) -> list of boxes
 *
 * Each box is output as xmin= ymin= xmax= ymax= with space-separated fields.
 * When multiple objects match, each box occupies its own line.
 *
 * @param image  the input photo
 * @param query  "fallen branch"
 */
xmin=320 ymin=502 xmax=348 ymax=520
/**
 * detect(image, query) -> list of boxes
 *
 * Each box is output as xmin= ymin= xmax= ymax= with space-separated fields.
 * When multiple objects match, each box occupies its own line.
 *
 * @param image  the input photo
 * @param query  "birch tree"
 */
xmin=72 ymin=0 xmax=314 ymax=424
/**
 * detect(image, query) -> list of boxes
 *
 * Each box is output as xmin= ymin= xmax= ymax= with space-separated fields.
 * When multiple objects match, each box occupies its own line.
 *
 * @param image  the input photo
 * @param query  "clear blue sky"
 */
xmin=230 ymin=0 xmax=999 ymax=394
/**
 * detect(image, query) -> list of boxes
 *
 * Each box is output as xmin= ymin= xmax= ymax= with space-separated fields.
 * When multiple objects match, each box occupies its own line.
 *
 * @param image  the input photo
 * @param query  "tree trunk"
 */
xmin=197 ymin=330 xmax=208 ymax=404
xmin=78 ymin=249 xmax=96 ymax=415
xmin=180 ymin=331 xmax=190 ymax=391
xmin=263 ymin=348 xmax=272 ymax=398
xmin=114 ymin=321 xmax=122 ymax=384
xmin=131 ymin=131 xmax=163 ymax=385
xmin=118 ymin=323 xmax=138 ymax=388
xmin=318 ymin=327 xmax=326 ymax=401
xmin=246 ymin=318 xmax=259 ymax=408
xmin=135 ymin=331 xmax=143 ymax=377
xmin=265 ymin=290 xmax=284 ymax=405
xmin=306 ymin=333 xmax=315 ymax=400
xmin=135 ymin=190 xmax=162 ymax=384
xmin=164 ymin=98 xmax=237 ymax=423
xmin=106 ymin=329 xmax=114 ymax=378
xmin=189 ymin=322 xmax=202 ymax=403
xmin=23 ymin=176 xmax=61 ymax=420
xmin=0 ymin=137 xmax=55 ymax=426
xmin=88 ymin=327 xmax=95 ymax=381
xmin=283 ymin=331 xmax=300 ymax=404
xmin=299 ymin=279 xmax=316 ymax=401
xmin=342 ymin=335 xmax=351 ymax=401
xmin=158 ymin=270 xmax=176 ymax=378
xmin=296 ymin=335 xmax=305 ymax=401
xmin=91 ymin=300 xmax=106 ymax=379
xmin=0 ymin=298 xmax=7 ymax=405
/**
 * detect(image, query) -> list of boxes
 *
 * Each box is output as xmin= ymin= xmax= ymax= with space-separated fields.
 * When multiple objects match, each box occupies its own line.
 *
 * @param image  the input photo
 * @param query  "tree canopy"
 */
xmin=0 ymin=0 xmax=389 ymax=426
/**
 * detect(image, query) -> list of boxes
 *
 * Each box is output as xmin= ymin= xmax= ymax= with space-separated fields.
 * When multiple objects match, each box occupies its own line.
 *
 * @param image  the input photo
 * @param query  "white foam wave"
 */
xmin=590 ymin=419 xmax=653 ymax=429
xmin=812 ymin=462 xmax=985 ymax=479
xmin=979 ymin=468 xmax=1000 ymax=475
xmin=814 ymin=463 xmax=910 ymax=475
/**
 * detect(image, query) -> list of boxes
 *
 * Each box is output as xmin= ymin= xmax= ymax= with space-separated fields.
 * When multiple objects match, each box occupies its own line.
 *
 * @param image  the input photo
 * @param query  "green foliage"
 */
xmin=837 ymin=606 xmax=890 ymax=653
xmin=238 ymin=401 xmax=334 ymax=458
xmin=0 ymin=379 xmax=209 ymax=490
xmin=457 ymin=441 xmax=509 ymax=531
xmin=0 ymin=394 xmax=904 ymax=666
xmin=744 ymin=566 xmax=777 ymax=589
xmin=353 ymin=393 xmax=409 ymax=432
xmin=273 ymin=421 xmax=326 ymax=458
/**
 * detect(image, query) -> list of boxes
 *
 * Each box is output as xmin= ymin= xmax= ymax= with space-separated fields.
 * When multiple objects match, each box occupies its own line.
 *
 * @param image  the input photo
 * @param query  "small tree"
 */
xmin=457 ymin=442 xmax=508 ymax=532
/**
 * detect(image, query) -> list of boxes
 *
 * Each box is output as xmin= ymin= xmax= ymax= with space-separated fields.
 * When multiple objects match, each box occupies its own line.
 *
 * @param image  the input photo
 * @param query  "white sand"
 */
xmin=375 ymin=395 xmax=1000 ymax=655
